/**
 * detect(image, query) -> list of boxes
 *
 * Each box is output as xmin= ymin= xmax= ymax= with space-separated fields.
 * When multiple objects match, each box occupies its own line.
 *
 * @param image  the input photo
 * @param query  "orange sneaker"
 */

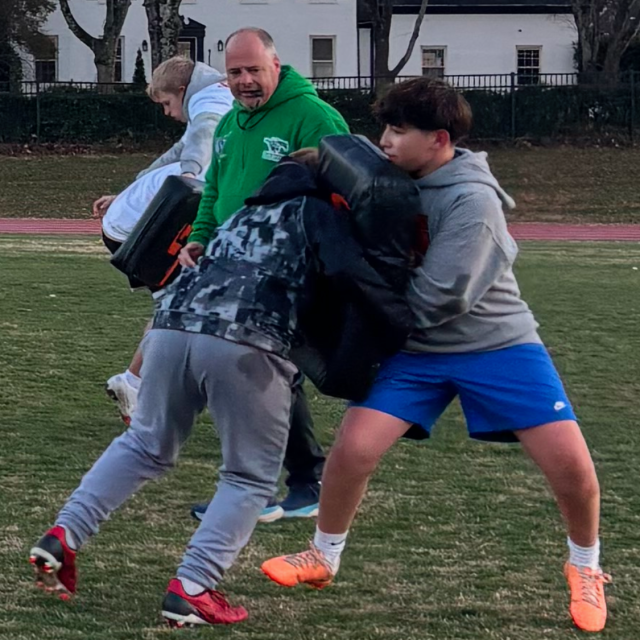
xmin=261 ymin=544 xmax=335 ymax=590
xmin=564 ymin=562 xmax=611 ymax=632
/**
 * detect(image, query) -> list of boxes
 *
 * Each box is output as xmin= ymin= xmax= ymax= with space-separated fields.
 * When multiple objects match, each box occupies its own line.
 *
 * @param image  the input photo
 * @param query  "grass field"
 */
xmin=0 ymin=237 xmax=639 ymax=640
xmin=2 ymin=147 xmax=640 ymax=223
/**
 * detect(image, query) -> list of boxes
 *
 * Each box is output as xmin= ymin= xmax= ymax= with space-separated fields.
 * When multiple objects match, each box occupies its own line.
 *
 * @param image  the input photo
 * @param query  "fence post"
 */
xmin=511 ymin=71 xmax=516 ymax=140
xmin=35 ymin=79 xmax=41 ymax=141
xmin=630 ymin=70 xmax=636 ymax=144
xmin=510 ymin=72 xmax=516 ymax=139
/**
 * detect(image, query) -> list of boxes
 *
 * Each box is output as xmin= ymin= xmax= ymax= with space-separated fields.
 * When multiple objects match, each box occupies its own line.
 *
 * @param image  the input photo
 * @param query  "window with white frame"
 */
xmin=421 ymin=47 xmax=445 ymax=79
xmin=517 ymin=47 xmax=541 ymax=85
xmin=114 ymin=36 xmax=124 ymax=82
xmin=35 ymin=36 xmax=58 ymax=83
xmin=311 ymin=37 xmax=335 ymax=77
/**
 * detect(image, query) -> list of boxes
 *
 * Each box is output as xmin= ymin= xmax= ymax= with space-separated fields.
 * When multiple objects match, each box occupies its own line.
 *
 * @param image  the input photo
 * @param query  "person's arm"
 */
xmin=295 ymin=103 xmax=350 ymax=149
xmin=187 ymin=151 xmax=220 ymax=245
xmin=409 ymin=193 xmax=515 ymax=329
xmin=136 ymin=139 xmax=186 ymax=179
xmin=178 ymin=112 xmax=223 ymax=177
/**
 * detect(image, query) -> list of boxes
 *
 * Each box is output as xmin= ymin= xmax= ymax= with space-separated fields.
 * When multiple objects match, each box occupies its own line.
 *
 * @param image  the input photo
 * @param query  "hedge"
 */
xmin=0 ymin=83 xmax=637 ymax=144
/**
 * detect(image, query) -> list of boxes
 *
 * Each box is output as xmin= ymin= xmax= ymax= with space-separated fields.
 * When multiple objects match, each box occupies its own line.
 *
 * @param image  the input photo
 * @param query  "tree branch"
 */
xmin=391 ymin=0 xmax=430 ymax=76
xmin=58 ymin=0 xmax=96 ymax=49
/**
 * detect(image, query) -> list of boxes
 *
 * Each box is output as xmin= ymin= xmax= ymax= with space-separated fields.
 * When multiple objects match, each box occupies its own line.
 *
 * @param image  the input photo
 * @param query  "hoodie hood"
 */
xmin=235 ymin=65 xmax=318 ymax=130
xmin=182 ymin=62 xmax=227 ymax=121
xmin=245 ymin=159 xmax=321 ymax=206
xmin=416 ymin=148 xmax=515 ymax=210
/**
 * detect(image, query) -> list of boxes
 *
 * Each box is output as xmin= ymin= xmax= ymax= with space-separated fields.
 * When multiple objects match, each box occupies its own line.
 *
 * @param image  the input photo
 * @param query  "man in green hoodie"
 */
xmin=181 ymin=27 xmax=349 ymax=523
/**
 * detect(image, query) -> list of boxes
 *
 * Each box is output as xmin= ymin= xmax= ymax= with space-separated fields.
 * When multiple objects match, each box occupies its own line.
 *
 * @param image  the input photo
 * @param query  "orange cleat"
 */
xmin=564 ymin=562 xmax=611 ymax=633
xmin=261 ymin=544 xmax=335 ymax=590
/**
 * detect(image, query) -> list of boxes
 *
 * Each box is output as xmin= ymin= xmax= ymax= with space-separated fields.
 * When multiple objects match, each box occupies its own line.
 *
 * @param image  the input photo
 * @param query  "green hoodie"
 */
xmin=188 ymin=65 xmax=349 ymax=245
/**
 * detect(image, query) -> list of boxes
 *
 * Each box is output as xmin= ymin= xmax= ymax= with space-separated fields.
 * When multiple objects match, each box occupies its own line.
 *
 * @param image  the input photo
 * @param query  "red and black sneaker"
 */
xmin=161 ymin=578 xmax=248 ymax=627
xmin=29 ymin=525 xmax=77 ymax=599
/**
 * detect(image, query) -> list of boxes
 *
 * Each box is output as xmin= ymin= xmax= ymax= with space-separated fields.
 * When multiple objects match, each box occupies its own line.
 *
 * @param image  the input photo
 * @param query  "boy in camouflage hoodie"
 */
xmin=29 ymin=155 xmax=413 ymax=628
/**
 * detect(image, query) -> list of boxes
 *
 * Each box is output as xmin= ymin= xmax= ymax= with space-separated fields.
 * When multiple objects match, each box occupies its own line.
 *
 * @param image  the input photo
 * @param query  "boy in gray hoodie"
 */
xmin=97 ymin=57 xmax=233 ymax=244
xmin=261 ymin=78 xmax=609 ymax=634
xmin=93 ymin=57 xmax=233 ymax=423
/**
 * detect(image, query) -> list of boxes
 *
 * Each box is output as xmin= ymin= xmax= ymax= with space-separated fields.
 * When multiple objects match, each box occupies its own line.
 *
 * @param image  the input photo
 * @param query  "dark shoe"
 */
xmin=190 ymin=496 xmax=284 ymax=524
xmin=280 ymin=483 xmax=320 ymax=518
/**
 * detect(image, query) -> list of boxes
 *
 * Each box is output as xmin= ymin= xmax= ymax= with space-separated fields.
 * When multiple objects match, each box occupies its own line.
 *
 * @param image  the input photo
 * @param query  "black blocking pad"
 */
xmin=317 ymin=134 xmax=424 ymax=287
xmin=110 ymin=175 xmax=204 ymax=289
xmin=288 ymin=135 xmax=424 ymax=404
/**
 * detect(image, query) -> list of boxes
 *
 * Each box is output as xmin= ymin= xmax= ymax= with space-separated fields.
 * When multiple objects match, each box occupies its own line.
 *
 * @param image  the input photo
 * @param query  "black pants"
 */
xmin=284 ymin=374 xmax=325 ymax=487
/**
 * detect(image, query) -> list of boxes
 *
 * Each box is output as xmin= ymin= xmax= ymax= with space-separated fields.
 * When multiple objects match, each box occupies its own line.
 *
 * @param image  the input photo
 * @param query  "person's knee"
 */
xmin=125 ymin=423 xmax=180 ymax=470
xmin=330 ymin=436 xmax=383 ymax=477
xmin=559 ymin=460 xmax=600 ymax=502
xmin=519 ymin=420 xmax=600 ymax=499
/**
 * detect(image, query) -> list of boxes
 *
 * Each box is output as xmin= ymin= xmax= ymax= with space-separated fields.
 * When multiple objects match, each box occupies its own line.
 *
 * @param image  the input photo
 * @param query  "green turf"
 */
xmin=0 ymin=237 xmax=639 ymax=639
xmin=2 ymin=148 xmax=640 ymax=223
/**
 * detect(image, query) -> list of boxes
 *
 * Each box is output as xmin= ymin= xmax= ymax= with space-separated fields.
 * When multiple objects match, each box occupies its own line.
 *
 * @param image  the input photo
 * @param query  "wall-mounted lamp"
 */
xmin=141 ymin=40 xmax=148 ymax=52
xmin=217 ymin=40 xmax=224 ymax=52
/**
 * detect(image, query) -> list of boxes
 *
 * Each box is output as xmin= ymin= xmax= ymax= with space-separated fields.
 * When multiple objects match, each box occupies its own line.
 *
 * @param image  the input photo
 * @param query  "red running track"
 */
xmin=1 ymin=218 xmax=640 ymax=241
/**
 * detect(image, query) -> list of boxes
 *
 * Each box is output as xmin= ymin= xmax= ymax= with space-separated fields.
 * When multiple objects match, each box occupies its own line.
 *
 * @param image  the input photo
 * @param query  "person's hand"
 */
xmin=92 ymin=195 xmax=116 ymax=218
xmin=178 ymin=242 xmax=205 ymax=268
xmin=181 ymin=172 xmax=196 ymax=179
xmin=289 ymin=147 xmax=319 ymax=168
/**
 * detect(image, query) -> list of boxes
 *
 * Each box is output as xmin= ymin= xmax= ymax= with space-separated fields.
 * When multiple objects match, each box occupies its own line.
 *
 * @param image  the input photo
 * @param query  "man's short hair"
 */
xmin=373 ymin=78 xmax=473 ymax=143
xmin=225 ymin=27 xmax=277 ymax=54
xmin=147 ymin=56 xmax=195 ymax=98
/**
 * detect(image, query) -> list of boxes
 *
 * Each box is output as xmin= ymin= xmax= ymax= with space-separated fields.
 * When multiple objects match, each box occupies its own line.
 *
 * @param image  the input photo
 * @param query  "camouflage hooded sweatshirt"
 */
xmin=152 ymin=159 xmax=414 ymax=365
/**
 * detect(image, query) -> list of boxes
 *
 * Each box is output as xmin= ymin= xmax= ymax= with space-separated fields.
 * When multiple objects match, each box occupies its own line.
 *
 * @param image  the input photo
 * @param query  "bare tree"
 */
xmin=360 ymin=0 xmax=430 ymax=94
xmin=59 ymin=0 xmax=131 ymax=83
xmin=0 ymin=0 xmax=55 ymax=86
xmin=573 ymin=0 xmax=640 ymax=81
xmin=143 ymin=0 xmax=183 ymax=70
xmin=0 ymin=0 xmax=55 ymax=54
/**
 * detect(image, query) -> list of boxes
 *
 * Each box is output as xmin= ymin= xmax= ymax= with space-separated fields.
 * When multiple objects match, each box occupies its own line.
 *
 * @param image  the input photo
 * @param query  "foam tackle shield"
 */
xmin=317 ymin=134 xmax=425 ymax=286
xmin=110 ymin=175 xmax=204 ymax=289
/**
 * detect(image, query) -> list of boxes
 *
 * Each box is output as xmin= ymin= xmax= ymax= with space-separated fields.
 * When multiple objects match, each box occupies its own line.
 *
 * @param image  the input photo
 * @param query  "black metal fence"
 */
xmin=13 ymin=81 xmax=146 ymax=96
xmin=310 ymin=72 xmax=581 ymax=92
xmin=0 ymin=73 xmax=638 ymax=144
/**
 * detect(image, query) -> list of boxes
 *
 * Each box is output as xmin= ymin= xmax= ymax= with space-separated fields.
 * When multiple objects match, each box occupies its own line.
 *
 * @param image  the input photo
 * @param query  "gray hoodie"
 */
xmin=406 ymin=148 xmax=541 ymax=353
xmin=137 ymin=63 xmax=233 ymax=179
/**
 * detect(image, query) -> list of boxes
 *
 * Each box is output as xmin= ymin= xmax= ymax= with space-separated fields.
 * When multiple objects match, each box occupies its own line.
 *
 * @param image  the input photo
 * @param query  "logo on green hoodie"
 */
xmin=262 ymin=137 xmax=290 ymax=162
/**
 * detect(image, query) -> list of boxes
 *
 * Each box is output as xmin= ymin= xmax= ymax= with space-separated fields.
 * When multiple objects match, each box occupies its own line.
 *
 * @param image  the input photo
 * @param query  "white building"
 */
xmin=34 ymin=0 xmax=359 ymax=83
xmin=358 ymin=0 xmax=577 ymax=84
xmin=31 ymin=0 xmax=576 ymax=84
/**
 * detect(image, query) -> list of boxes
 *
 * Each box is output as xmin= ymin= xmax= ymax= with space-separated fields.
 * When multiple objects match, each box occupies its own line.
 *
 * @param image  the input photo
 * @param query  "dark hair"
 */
xmin=373 ymin=77 xmax=472 ymax=142
xmin=225 ymin=27 xmax=277 ymax=52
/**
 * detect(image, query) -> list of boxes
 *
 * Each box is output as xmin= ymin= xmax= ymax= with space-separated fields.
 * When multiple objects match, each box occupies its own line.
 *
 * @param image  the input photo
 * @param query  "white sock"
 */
xmin=313 ymin=527 xmax=348 ymax=574
xmin=179 ymin=577 xmax=206 ymax=596
xmin=568 ymin=537 xmax=601 ymax=570
xmin=60 ymin=525 xmax=78 ymax=550
xmin=124 ymin=369 xmax=141 ymax=390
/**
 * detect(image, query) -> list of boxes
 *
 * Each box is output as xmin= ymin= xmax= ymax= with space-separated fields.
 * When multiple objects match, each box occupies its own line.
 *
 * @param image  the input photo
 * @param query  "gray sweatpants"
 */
xmin=56 ymin=329 xmax=296 ymax=589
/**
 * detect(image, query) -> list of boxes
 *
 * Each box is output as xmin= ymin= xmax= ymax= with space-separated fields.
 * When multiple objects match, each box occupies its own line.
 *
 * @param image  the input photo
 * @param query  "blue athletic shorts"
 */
xmin=353 ymin=344 xmax=576 ymax=443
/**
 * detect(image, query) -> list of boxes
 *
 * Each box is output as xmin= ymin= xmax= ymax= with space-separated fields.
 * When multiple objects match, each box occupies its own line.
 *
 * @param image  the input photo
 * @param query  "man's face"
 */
xmin=225 ymin=33 xmax=281 ymax=110
xmin=154 ymin=88 xmax=186 ymax=122
xmin=379 ymin=124 xmax=444 ymax=177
